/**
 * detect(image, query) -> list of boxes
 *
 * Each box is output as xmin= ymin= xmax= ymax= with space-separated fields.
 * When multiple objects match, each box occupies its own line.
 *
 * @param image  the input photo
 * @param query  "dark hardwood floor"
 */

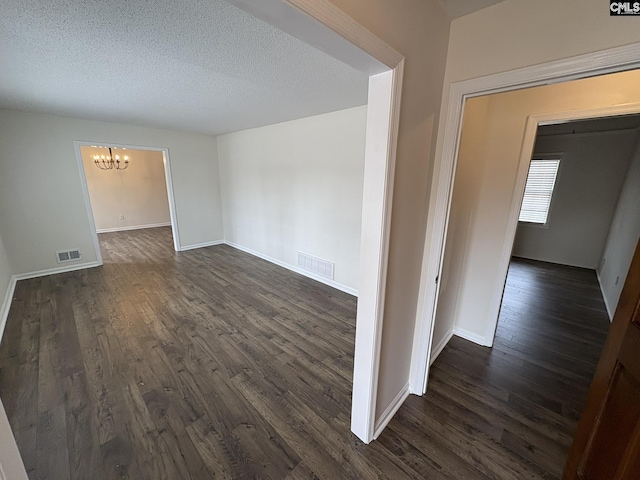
xmin=379 ymin=257 xmax=611 ymax=479
xmin=0 ymin=229 xmax=611 ymax=479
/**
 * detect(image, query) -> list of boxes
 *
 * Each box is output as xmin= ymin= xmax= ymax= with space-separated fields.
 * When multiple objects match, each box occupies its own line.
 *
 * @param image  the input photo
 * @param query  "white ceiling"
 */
xmin=0 ymin=0 xmax=369 ymax=136
xmin=438 ymin=0 xmax=507 ymax=19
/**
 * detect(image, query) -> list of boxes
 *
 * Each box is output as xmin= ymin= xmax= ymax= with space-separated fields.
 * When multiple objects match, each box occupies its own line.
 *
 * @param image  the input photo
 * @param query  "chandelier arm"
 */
xmin=93 ymin=147 xmax=130 ymax=170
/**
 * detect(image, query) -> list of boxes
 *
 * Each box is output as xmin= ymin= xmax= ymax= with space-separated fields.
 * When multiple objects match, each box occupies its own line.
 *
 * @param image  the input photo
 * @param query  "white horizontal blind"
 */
xmin=518 ymin=159 xmax=560 ymax=224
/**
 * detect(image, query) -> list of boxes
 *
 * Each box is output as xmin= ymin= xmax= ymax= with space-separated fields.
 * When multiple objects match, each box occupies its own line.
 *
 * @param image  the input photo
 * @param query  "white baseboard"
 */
xmin=2 ymin=261 xmax=101 ymax=343
xmin=12 ymin=261 xmax=102 ymax=281
xmin=224 ymin=241 xmax=358 ymax=297
xmin=596 ymin=270 xmax=614 ymax=321
xmin=373 ymin=382 xmax=410 ymax=440
xmin=0 ymin=277 xmax=17 ymax=343
xmin=453 ymin=326 xmax=492 ymax=347
xmin=179 ymin=240 xmax=225 ymax=252
xmin=96 ymin=222 xmax=172 ymax=234
xmin=430 ymin=328 xmax=454 ymax=365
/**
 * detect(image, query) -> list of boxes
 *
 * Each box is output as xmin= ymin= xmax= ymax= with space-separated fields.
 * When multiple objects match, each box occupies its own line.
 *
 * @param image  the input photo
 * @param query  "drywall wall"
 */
xmin=0 ymin=233 xmax=11 ymax=306
xmin=434 ymin=69 xmax=640 ymax=348
xmin=431 ymin=95 xmax=490 ymax=354
xmin=445 ymin=0 xmax=640 ymax=84
xmin=81 ymin=147 xmax=171 ymax=232
xmin=599 ymin=136 xmax=640 ymax=318
xmin=0 ymin=109 xmax=223 ymax=276
xmin=0 ymin=398 xmax=28 ymax=480
xmin=326 ymin=0 xmax=451 ymax=419
xmin=217 ymin=106 xmax=367 ymax=292
xmin=0 ymin=231 xmax=13 ymax=334
xmin=513 ymin=130 xmax=637 ymax=268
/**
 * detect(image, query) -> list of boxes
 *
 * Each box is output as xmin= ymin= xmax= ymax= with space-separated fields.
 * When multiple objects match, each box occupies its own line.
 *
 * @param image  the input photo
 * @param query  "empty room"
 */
xmin=2 ymin=1 xmax=640 ymax=479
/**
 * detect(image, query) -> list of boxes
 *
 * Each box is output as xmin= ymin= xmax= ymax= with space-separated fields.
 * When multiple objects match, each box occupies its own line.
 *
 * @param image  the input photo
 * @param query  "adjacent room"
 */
xmin=417 ymin=70 xmax=640 ymax=477
xmin=79 ymin=145 xmax=179 ymax=260
xmin=2 ymin=0 xmax=640 ymax=479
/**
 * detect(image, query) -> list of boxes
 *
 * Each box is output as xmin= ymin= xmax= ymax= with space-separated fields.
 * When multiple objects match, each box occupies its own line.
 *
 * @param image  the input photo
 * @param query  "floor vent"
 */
xmin=56 ymin=249 xmax=82 ymax=263
xmin=297 ymin=252 xmax=334 ymax=280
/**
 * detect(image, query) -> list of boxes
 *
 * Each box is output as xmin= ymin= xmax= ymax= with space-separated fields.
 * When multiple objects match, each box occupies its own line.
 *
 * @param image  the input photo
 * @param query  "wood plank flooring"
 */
xmin=378 ymin=257 xmax=611 ymax=479
xmin=0 ymin=229 xmax=611 ymax=479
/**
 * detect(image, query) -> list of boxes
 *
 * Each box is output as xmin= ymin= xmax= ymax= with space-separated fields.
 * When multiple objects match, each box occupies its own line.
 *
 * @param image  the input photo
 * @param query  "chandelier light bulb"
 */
xmin=93 ymin=147 xmax=130 ymax=170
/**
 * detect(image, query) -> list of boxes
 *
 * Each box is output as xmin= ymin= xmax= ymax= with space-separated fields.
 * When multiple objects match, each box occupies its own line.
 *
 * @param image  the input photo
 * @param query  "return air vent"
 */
xmin=297 ymin=252 xmax=334 ymax=280
xmin=56 ymin=249 xmax=82 ymax=263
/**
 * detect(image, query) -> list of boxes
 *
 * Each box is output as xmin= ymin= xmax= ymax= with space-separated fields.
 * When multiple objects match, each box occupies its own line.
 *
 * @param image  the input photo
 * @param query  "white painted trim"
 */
xmin=484 ymin=104 xmax=640 ymax=344
xmin=225 ymin=0 xmax=389 ymax=75
xmin=285 ymin=0 xmax=403 ymax=70
xmin=1 ymin=263 xmax=101 ymax=342
xmin=349 ymin=62 xmax=404 ymax=444
xmin=73 ymin=141 xmax=103 ymax=267
xmin=480 ymin=115 xmax=540 ymax=346
xmin=453 ymin=326 xmax=492 ymax=347
xmin=596 ymin=269 xmax=614 ymax=321
xmin=161 ymin=149 xmax=182 ymax=252
xmin=73 ymin=141 xmax=182 ymax=256
xmin=453 ymin=43 xmax=640 ymax=99
xmin=180 ymin=240 xmax=225 ymax=252
xmin=224 ymin=241 xmax=358 ymax=297
xmin=373 ymin=382 xmax=410 ymax=440
xmin=409 ymin=73 xmax=466 ymax=395
xmin=0 ymin=277 xmax=17 ymax=343
xmin=96 ymin=222 xmax=172 ymax=234
xmin=412 ymin=41 xmax=640 ymax=397
xmin=12 ymin=261 xmax=101 ymax=281
xmin=428 ymin=328 xmax=454 ymax=368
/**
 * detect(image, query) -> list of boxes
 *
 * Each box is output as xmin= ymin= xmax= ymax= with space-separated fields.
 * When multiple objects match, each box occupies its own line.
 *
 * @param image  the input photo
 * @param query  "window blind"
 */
xmin=518 ymin=159 xmax=560 ymax=224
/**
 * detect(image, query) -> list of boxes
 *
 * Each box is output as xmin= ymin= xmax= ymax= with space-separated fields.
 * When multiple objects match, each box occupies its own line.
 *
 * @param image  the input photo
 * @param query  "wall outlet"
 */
xmin=615 ymin=276 xmax=620 ymax=286
xmin=119 ymin=214 xmax=125 ymax=221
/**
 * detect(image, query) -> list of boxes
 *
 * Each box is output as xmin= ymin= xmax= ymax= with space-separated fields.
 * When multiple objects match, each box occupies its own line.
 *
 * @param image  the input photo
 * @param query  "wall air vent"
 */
xmin=297 ymin=252 xmax=335 ymax=280
xmin=56 ymin=249 xmax=82 ymax=263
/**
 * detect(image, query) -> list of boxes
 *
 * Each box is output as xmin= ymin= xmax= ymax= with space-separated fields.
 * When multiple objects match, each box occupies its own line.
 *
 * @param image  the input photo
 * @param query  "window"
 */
xmin=518 ymin=158 xmax=560 ymax=224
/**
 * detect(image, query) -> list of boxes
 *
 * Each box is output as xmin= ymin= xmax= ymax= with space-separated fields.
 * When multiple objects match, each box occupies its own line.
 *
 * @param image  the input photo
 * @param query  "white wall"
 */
xmin=0 ymin=399 xmax=27 ymax=480
xmin=431 ymin=95 xmax=490 ymax=353
xmin=433 ymin=69 xmax=640 ymax=349
xmin=0 ymin=109 xmax=223 ymax=276
xmin=81 ymin=147 xmax=171 ymax=232
xmin=598 ymin=136 xmax=640 ymax=318
xmin=327 ymin=0 xmax=451 ymax=420
xmin=0 ymin=232 xmax=14 ymax=336
xmin=217 ymin=106 xmax=367 ymax=292
xmin=0 ymin=233 xmax=11 ymax=306
xmin=513 ymin=130 xmax=637 ymax=269
xmin=445 ymin=0 xmax=640 ymax=84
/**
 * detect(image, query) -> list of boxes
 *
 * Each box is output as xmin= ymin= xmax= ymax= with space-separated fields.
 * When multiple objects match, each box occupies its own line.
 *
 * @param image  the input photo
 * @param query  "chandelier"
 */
xmin=93 ymin=147 xmax=130 ymax=170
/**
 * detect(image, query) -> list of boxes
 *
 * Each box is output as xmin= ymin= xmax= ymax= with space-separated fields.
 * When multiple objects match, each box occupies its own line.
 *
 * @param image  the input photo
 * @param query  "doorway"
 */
xmin=413 ymin=66 xmax=640 ymax=394
xmin=75 ymin=142 xmax=181 ymax=262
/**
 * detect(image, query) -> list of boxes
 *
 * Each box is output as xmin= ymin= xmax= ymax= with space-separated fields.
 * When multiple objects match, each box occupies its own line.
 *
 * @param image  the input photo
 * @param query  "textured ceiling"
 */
xmin=0 ymin=0 xmax=369 ymax=135
xmin=438 ymin=0 xmax=507 ymax=19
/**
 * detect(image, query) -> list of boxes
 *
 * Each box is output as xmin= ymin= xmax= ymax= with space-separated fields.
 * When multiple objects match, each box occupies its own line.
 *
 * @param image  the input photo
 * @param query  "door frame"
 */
xmin=483 ymin=103 xmax=640 ymax=348
xmin=411 ymin=41 xmax=640 ymax=394
xmin=74 ymin=141 xmax=182 ymax=259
